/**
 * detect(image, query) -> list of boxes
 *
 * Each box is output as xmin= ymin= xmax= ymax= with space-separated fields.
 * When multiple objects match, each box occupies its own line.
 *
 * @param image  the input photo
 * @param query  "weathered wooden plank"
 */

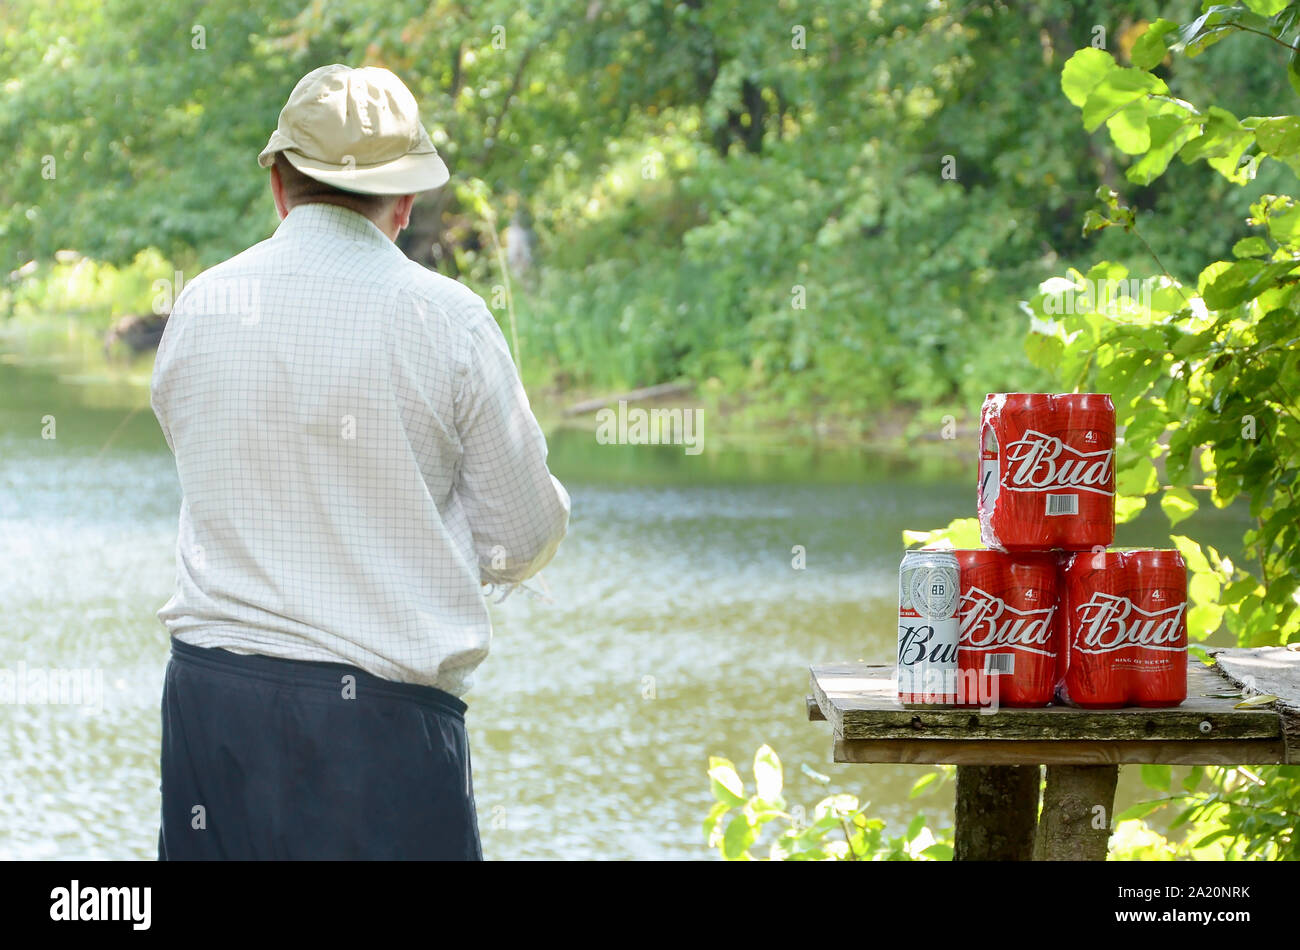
xmin=811 ymin=662 xmax=1280 ymax=742
xmin=806 ymin=695 xmax=826 ymax=722
xmin=955 ymin=766 xmax=1039 ymax=861
xmin=1210 ymin=646 xmax=1300 ymax=700
xmin=1210 ymin=646 xmax=1300 ymax=764
xmin=1034 ymin=766 xmax=1117 ymax=861
xmin=831 ymin=736 xmax=1287 ymax=766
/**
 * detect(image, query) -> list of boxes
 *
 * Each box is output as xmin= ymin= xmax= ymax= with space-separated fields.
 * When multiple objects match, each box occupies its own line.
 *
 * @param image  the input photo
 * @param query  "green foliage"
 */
xmin=1121 ymin=765 xmax=1300 ymax=859
xmin=1028 ymin=12 xmax=1300 ymax=650
xmin=1107 ymin=816 xmax=1236 ymax=859
xmin=702 ymin=746 xmax=954 ymax=861
xmin=903 ymin=518 xmax=982 ymax=550
xmin=22 ymin=1 xmax=1292 ymax=421
xmin=3 ymin=249 xmax=177 ymax=323
xmin=0 ymin=0 xmax=306 ymax=267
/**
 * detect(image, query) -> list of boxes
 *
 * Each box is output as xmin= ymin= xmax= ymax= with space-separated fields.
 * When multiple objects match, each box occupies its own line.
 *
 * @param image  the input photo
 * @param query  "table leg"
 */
xmin=954 ymin=765 xmax=1040 ymax=860
xmin=1033 ymin=765 xmax=1119 ymax=861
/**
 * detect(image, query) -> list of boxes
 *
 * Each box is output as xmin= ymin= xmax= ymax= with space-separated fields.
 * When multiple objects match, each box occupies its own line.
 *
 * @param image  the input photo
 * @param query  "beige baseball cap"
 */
xmin=257 ymin=64 xmax=450 ymax=195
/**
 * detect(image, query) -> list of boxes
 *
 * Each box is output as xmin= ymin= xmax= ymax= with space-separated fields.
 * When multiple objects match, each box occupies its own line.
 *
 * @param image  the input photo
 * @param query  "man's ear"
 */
xmin=392 ymin=194 xmax=416 ymax=236
xmin=270 ymin=165 xmax=289 ymax=220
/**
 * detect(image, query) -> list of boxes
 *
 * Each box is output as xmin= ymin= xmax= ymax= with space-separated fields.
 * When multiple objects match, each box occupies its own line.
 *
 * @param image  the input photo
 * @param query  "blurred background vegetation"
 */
xmin=3 ymin=0 xmax=1294 ymax=433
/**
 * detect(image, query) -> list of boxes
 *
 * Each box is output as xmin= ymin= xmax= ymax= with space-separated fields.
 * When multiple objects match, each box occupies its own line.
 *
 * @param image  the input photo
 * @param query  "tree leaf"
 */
xmin=906 ymin=812 xmax=926 ymax=841
xmin=1189 ymin=569 xmax=1221 ymax=606
xmin=1160 ymin=486 xmax=1200 ymax=526
xmin=1107 ymin=101 xmax=1151 ymax=154
xmin=1175 ymin=7 xmax=1271 ymax=58
xmin=1201 ymin=259 xmax=1298 ymax=309
xmin=1265 ymin=201 xmax=1300 ymax=244
xmin=1131 ymin=18 xmax=1179 ymax=70
xmin=703 ymin=800 xmax=730 ymax=842
xmin=1082 ymin=209 xmax=1116 ymax=235
xmin=1242 ymin=0 xmax=1289 ymax=16
xmin=753 ymin=744 xmax=783 ymax=803
xmin=1231 ymin=236 xmax=1272 ymax=258
xmin=909 ymin=770 xmax=941 ymax=799
xmin=1062 ymin=48 xmax=1119 ymax=107
xmin=1194 ymin=828 xmax=1233 ymax=848
xmin=1235 ymin=693 xmax=1279 ymax=707
xmin=1189 ymin=603 xmax=1226 ymax=639
xmin=1115 ymin=798 xmax=1169 ymax=822
xmin=1115 ymin=494 xmax=1147 ymax=524
xmin=814 ymin=793 xmax=860 ymax=821
xmin=921 ymin=842 xmax=954 ymax=861
xmin=1178 ymin=106 xmax=1255 ymax=183
xmin=708 ymin=759 xmax=746 ymax=807
xmin=1254 ymin=116 xmax=1300 ymax=166
xmin=1081 ymin=69 xmax=1167 ymax=133
xmin=1171 ymin=535 xmax=1211 ymax=574
xmin=1141 ymin=764 xmax=1173 ymax=791
xmin=721 ymin=812 xmax=756 ymax=860
xmin=1117 ymin=456 xmax=1158 ymax=496
xmin=1128 ymin=113 xmax=1201 ymax=184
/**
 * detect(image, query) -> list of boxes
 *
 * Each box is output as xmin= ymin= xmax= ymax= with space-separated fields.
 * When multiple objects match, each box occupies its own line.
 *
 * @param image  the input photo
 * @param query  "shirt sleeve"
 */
xmin=150 ymin=299 xmax=183 ymax=455
xmin=454 ymin=305 xmax=570 ymax=584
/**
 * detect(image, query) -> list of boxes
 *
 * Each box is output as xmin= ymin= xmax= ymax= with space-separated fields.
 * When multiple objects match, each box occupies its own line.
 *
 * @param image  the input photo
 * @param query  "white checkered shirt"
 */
xmin=150 ymin=202 xmax=570 ymax=696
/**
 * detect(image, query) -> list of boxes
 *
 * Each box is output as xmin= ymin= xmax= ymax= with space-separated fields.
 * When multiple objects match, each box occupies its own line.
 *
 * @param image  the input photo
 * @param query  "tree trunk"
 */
xmin=740 ymin=78 xmax=766 ymax=154
xmin=1033 ymin=765 xmax=1118 ymax=861
xmin=954 ymin=765 xmax=1040 ymax=860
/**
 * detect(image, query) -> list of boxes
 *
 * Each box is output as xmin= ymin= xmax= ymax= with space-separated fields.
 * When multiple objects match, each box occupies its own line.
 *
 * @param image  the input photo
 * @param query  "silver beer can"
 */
xmin=897 ymin=549 xmax=960 ymax=705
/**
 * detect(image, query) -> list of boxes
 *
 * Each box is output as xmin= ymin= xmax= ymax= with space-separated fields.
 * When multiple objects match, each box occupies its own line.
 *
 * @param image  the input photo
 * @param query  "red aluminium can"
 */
xmin=978 ymin=393 xmax=1115 ymax=551
xmin=955 ymin=550 xmax=1060 ymax=708
xmin=1058 ymin=549 xmax=1188 ymax=708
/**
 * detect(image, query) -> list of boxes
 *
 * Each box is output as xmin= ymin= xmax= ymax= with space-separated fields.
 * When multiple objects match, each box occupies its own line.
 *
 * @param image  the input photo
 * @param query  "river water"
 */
xmin=0 ymin=326 xmax=1251 ymax=859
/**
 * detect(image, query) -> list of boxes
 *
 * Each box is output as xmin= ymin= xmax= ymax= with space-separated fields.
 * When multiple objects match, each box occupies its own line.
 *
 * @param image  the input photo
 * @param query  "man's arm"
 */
xmin=455 ymin=306 xmax=570 ymax=585
xmin=149 ymin=296 xmax=186 ymax=455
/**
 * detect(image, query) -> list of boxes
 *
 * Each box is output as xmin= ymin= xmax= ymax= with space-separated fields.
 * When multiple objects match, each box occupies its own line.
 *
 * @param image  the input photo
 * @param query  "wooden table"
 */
xmin=805 ymin=646 xmax=1300 ymax=860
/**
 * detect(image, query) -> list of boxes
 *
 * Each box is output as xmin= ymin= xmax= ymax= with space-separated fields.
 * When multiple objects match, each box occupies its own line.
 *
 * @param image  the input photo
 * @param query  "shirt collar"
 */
xmin=274 ymin=201 xmax=401 ymax=253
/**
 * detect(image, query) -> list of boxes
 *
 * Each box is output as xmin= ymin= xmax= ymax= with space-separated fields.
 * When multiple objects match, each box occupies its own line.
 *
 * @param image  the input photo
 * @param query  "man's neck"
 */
xmin=291 ymin=199 xmax=395 ymax=241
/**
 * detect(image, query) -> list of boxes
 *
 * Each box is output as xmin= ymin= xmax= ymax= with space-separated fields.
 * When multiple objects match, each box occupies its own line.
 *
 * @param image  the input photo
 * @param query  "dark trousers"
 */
xmin=159 ymin=637 xmax=482 ymax=860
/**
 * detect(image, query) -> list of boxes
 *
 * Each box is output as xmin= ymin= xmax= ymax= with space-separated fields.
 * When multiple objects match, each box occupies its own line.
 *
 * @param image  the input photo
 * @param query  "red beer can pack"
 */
xmin=978 ymin=393 xmax=1116 ymax=551
xmin=955 ymin=550 xmax=1059 ymax=708
xmin=1057 ymin=549 xmax=1188 ymax=708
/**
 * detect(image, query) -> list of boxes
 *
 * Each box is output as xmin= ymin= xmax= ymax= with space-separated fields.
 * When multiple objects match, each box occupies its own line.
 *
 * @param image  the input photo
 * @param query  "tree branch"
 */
xmin=479 ymin=36 xmax=542 ymax=168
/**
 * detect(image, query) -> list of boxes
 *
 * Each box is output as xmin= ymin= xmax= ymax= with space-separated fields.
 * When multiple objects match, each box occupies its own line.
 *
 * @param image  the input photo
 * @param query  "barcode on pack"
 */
xmin=1045 ymin=493 xmax=1078 ymax=516
xmin=984 ymin=653 xmax=1014 ymax=675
